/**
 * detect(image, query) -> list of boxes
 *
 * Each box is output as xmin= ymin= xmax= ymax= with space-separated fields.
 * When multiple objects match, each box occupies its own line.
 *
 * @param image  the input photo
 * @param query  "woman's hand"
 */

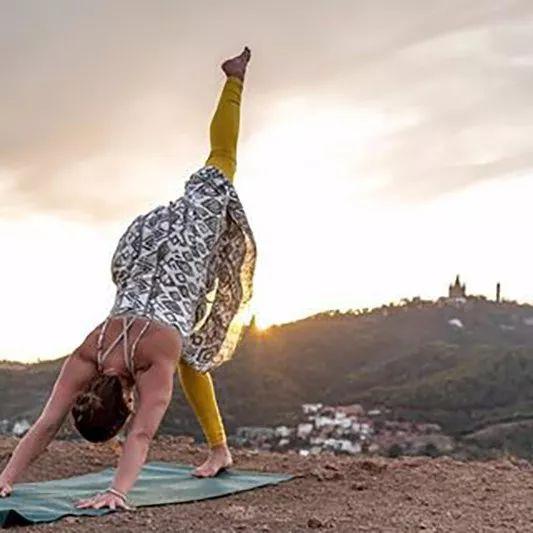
xmin=0 ymin=479 xmax=13 ymax=498
xmin=75 ymin=491 xmax=133 ymax=511
xmin=0 ymin=350 xmax=98 ymax=493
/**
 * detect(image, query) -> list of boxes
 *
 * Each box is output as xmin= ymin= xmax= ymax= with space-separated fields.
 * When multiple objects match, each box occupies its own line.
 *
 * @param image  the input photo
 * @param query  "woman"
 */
xmin=0 ymin=46 xmax=256 ymax=511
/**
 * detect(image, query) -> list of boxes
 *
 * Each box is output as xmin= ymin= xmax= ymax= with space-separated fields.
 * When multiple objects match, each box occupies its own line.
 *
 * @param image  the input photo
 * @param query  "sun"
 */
xmin=252 ymin=315 xmax=272 ymax=331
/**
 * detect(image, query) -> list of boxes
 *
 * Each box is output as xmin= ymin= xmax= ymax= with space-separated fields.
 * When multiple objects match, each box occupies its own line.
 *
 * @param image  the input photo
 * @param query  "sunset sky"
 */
xmin=2 ymin=1 xmax=533 ymax=362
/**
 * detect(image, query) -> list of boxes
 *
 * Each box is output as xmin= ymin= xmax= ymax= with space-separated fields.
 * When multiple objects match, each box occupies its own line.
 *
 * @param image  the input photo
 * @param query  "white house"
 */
xmin=12 ymin=419 xmax=30 ymax=437
xmin=275 ymin=425 xmax=293 ymax=438
xmin=314 ymin=415 xmax=336 ymax=429
xmin=302 ymin=403 xmax=323 ymax=415
xmin=297 ymin=423 xmax=313 ymax=439
xmin=339 ymin=440 xmax=362 ymax=454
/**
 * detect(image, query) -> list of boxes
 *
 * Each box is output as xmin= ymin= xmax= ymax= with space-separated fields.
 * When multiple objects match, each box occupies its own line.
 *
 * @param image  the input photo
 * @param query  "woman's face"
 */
xmin=101 ymin=368 xmax=135 ymax=412
xmin=120 ymin=379 xmax=135 ymax=411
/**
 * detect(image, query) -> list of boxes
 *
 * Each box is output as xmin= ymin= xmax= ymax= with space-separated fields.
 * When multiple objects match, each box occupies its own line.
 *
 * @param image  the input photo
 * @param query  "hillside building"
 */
xmin=448 ymin=275 xmax=467 ymax=299
xmin=446 ymin=275 xmax=502 ymax=303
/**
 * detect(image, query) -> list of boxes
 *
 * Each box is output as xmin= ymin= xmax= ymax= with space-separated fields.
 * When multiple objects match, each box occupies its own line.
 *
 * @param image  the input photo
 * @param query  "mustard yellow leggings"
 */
xmin=178 ymin=75 xmax=243 ymax=448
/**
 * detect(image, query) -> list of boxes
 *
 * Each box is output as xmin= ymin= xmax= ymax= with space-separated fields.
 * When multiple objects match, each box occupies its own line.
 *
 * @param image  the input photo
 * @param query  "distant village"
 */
xmin=232 ymin=402 xmax=454 ymax=457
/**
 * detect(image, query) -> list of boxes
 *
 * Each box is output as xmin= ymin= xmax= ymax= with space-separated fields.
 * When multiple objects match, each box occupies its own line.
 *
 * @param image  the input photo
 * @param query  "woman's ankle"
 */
xmin=209 ymin=441 xmax=229 ymax=452
xmin=226 ymin=74 xmax=244 ymax=85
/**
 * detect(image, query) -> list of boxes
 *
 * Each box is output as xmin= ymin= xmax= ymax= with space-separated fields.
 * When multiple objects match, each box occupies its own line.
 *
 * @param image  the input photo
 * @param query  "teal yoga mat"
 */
xmin=0 ymin=462 xmax=292 ymax=528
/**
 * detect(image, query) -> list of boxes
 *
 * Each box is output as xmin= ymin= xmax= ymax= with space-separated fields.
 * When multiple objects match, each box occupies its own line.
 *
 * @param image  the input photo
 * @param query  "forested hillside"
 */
xmin=3 ymin=298 xmax=533 ymax=456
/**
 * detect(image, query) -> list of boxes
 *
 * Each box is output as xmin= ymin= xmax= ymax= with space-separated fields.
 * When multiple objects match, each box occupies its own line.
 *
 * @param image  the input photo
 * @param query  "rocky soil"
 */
xmin=1 ymin=436 xmax=533 ymax=532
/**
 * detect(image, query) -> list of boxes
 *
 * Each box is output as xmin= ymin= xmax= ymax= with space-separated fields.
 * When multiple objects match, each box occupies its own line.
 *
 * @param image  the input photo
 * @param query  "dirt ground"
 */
xmin=1 ymin=436 xmax=533 ymax=532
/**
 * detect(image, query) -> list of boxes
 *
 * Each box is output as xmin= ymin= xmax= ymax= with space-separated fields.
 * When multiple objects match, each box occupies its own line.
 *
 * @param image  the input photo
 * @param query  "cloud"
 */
xmin=1 ymin=0 xmax=532 ymax=219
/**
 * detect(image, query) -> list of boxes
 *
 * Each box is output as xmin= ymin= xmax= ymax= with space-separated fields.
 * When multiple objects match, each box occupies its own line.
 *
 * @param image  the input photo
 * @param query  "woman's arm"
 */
xmin=112 ymin=360 xmax=174 ymax=494
xmin=76 ymin=357 xmax=175 ymax=509
xmin=0 ymin=349 xmax=97 ymax=494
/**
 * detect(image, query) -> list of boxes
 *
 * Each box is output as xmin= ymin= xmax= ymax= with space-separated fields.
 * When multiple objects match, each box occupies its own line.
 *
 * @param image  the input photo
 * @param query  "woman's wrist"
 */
xmin=106 ymin=486 xmax=128 ymax=501
xmin=1 ymin=468 xmax=16 ymax=486
xmin=0 ymin=475 xmax=13 ymax=487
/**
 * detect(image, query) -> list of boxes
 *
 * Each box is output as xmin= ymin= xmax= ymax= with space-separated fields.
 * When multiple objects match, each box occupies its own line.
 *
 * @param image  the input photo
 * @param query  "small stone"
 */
xmin=327 ymin=472 xmax=344 ymax=481
xmin=311 ymin=470 xmax=325 ymax=482
xmin=308 ymin=517 xmax=324 ymax=529
xmin=358 ymin=460 xmax=387 ymax=474
xmin=515 ymin=459 xmax=531 ymax=470
xmin=351 ymin=482 xmax=367 ymax=491
xmin=496 ymin=460 xmax=514 ymax=470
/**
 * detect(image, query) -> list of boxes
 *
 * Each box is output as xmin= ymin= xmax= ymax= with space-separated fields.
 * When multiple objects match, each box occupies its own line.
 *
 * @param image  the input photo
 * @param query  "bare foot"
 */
xmin=193 ymin=444 xmax=233 ymax=478
xmin=221 ymin=46 xmax=251 ymax=81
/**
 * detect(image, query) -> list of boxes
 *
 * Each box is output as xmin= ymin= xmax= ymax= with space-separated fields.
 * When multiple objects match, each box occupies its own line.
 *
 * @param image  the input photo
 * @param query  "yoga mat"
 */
xmin=0 ymin=462 xmax=292 ymax=528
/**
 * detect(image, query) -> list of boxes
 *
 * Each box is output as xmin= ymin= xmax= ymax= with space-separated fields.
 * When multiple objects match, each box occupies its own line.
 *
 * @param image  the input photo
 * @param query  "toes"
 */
xmin=239 ymin=48 xmax=251 ymax=65
xmin=75 ymin=501 xmax=89 ymax=509
xmin=193 ymin=465 xmax=214 ymax=478
xmin=193 ymin=466 xmax=207 ymax=477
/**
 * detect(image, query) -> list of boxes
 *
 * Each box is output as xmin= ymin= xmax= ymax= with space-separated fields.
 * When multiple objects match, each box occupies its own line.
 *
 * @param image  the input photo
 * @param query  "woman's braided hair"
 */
xmin=71 ymin=374 xmax=132 ymax=443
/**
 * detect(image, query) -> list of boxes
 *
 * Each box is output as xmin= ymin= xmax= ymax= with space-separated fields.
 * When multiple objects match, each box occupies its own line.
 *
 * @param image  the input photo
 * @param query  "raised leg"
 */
xmin=205 ymin=47 xmax=251 ymax=182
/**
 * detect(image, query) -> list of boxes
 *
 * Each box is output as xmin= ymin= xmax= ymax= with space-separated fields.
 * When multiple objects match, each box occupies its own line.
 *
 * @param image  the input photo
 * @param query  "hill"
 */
xmin=3 ymin=298 xmax=533 ymax=456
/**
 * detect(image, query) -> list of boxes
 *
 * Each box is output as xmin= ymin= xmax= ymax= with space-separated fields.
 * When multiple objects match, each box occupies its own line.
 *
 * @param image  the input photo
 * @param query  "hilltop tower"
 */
xmin=242 ymin=314 xmax=261 ymax=342
xmin=448 ymin=275 xmax=466 ymax=299
xmin=248 ymin=314 xmax=259 ymax=334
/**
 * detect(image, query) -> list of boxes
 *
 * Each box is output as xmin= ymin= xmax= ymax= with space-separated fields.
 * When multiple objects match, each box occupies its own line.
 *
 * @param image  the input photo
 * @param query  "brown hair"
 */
xmin=71 ymin=374 xmax=132 ymax=443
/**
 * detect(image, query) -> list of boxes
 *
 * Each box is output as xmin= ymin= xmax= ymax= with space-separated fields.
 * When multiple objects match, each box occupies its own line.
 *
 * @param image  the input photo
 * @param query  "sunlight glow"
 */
xmin=1 ymin=97 xmax=532 ymax=362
